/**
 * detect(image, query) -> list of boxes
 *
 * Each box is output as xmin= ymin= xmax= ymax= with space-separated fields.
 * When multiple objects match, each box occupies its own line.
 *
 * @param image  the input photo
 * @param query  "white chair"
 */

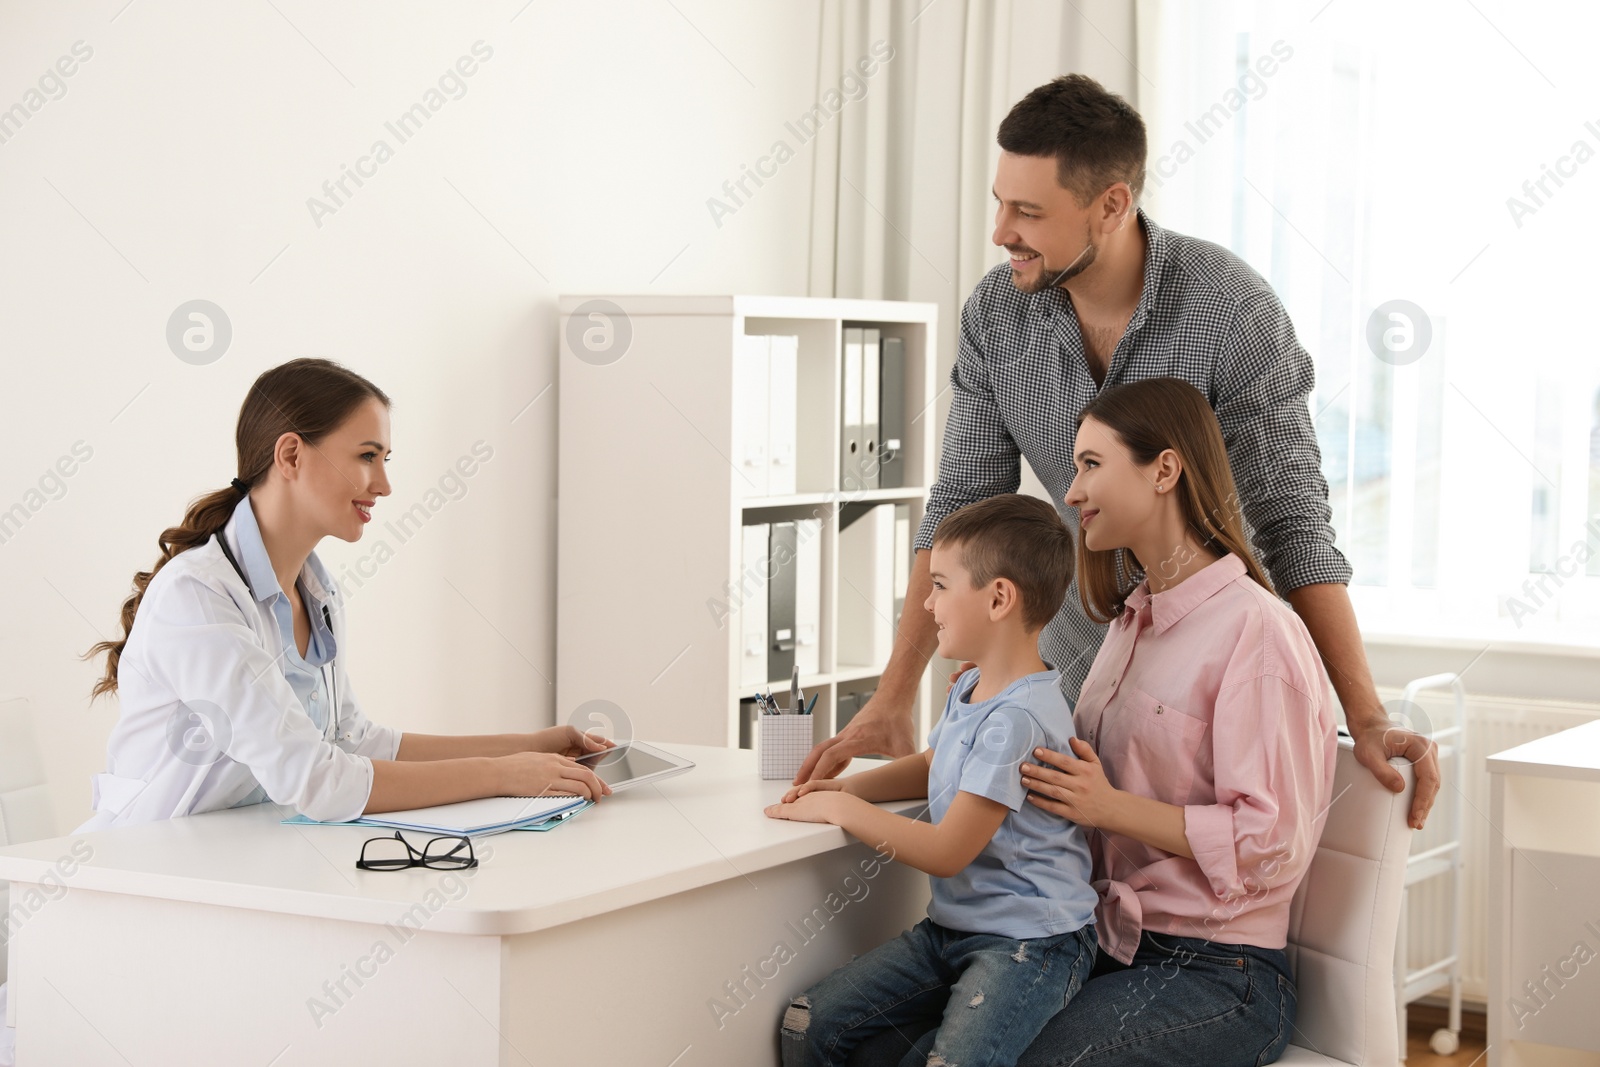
xmin=0 ymin=697 xmax=59 ymax=986
xmin=1277 ymin=735 xmax=1417 ymax=1066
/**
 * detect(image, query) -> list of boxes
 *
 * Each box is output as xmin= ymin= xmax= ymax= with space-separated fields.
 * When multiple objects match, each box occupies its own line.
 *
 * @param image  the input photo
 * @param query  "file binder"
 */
xmin=767 ymin=521 xmax=798 ymax=684
xmin=879 ymin=335 xmax=906 ymax=489
xmin=860 ymin=328 xmax=881 ymax=490
xmin=734 ymin=333 xmax=771 ymax=498
xmin=767 ymin=334 xmax=799 ymax=496
xmin=893 ymin=502 xmax=910 ymax=632
xmin=841 ymin=327 xmax=864 ymax=490
xmin=739 ymin=696 xmax=759 ymax=749
xmin=838 ymin=503 xmax=895 ymax=670
xmin=739 ymin=523 xmax=770 ymax=687
xmin=795 ymin=517 xmax=821 ymax=675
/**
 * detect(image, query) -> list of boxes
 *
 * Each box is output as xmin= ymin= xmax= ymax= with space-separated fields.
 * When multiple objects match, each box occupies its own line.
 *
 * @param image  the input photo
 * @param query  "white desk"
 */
xmin=1488 ymin=719 xmax=1600 ymax=1067
xmin=0 ymin=744 xmax=930 ymax=1065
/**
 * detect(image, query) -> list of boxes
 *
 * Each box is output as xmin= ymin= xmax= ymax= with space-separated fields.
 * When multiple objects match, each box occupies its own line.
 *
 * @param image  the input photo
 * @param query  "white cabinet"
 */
xmin=557 ymin=295 xmax=943 ymax=750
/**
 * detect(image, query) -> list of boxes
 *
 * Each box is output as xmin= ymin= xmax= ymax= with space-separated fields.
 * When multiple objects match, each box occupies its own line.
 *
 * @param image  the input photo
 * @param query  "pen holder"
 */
xmin=759 ymin=714 xmax=814 ymax=780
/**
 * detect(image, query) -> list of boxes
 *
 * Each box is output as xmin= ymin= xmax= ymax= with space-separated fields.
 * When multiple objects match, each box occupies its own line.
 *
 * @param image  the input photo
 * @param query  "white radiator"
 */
xmin=1379 ymin=686 xmax=1600 ymax=1005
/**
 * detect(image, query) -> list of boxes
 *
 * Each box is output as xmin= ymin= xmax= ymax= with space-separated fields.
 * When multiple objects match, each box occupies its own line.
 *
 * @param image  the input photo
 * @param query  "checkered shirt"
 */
xmin=914 ymin=209 xmax=1351 ymax=706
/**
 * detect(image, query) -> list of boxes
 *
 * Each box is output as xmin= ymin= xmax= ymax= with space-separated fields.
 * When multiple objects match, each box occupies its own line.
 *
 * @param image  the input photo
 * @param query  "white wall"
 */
xmin=0 ymin=1 xmax=836 ymax=832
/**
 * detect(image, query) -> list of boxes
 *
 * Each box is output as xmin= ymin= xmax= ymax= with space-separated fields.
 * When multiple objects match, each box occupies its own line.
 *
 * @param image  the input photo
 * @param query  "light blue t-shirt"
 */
xmin=924 ymin=665 xmax=1098 ymax=939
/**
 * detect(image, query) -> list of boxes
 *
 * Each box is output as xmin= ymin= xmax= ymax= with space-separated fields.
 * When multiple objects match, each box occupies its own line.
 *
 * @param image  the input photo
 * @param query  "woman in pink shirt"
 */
xmin=850 ymin=377 xmax=1336 ymax=1066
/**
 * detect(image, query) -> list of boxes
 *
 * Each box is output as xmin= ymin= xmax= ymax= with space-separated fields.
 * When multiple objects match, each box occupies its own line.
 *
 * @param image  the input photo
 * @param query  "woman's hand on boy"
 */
xmin=1021 ymin=737 xmax=1123 ymax=831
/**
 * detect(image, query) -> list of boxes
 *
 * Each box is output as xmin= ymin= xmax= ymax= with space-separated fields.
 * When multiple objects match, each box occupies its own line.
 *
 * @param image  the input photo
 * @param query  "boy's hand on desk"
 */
xmin=765 ymin=787 xmax=852 ymax=824
xmin=530 ymin=725 xmax=615 ymax=759
xmin=776 ymin=779 xmax=848 ymax=805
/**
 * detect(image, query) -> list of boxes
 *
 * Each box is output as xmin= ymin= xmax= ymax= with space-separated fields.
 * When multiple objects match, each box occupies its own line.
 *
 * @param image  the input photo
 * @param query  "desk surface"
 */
xmin=1486 ymin=717 xmax=1600 ymax=782
xmin=0 ymin=744 xmax=921 ymax=936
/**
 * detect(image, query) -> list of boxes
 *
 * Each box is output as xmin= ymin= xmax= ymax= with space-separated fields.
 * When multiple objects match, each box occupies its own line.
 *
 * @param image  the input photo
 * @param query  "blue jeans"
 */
xmin=781 ymin=918 xmax=1097 ymax=1067
xmin=843 ymin=931 xmax=1297 ymax=1067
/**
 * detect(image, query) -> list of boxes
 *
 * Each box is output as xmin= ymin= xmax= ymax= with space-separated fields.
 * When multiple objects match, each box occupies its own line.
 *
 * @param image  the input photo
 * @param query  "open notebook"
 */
xmin=283 ymin=794 xmax=590 ymax=836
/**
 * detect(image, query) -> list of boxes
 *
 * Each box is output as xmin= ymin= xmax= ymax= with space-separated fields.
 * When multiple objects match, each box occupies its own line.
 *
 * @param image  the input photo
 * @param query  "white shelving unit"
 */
xmin=557 ymin=294 xmax=943 ymax=751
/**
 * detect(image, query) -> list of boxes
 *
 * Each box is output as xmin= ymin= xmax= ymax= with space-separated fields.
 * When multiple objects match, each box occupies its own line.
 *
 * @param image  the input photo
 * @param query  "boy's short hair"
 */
xmin=930 ymin=494 xmax=1075 ymax=632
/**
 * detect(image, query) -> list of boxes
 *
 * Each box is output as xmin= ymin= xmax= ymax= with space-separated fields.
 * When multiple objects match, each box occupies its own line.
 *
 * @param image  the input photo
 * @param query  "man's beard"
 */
xmin=1010 ymin=225 xmax=1097 ymax=294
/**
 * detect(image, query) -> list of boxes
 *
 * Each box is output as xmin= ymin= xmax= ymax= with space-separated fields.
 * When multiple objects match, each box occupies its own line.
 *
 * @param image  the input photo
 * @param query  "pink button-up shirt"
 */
xmin=1072 ymin=552 xmax=1336 ymax=964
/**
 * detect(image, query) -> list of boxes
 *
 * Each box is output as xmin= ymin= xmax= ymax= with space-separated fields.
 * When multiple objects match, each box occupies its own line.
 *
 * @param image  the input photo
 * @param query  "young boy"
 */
xmin=765 ymin=494 xmax=1098 ymax=1067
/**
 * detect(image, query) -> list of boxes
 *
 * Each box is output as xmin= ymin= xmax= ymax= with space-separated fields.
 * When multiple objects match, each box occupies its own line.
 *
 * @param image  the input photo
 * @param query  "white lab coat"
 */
xmin=77 ymin=502 xmax=401 ymax=832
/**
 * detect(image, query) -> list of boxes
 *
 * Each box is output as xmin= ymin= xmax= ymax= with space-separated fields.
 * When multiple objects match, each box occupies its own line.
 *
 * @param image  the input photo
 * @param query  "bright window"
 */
xmin=1138 ymin=0 xmax=1600 ymax=642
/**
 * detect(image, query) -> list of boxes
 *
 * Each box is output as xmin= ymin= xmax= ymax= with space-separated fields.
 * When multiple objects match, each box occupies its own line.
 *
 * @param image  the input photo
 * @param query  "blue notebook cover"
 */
xmin=281 ymin=798 xmax=591 ymax=836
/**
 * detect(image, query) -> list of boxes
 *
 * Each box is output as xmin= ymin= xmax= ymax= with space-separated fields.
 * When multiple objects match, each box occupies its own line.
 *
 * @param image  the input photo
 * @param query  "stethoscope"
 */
xmin=213 ymin=531 xmax=342 ymax=746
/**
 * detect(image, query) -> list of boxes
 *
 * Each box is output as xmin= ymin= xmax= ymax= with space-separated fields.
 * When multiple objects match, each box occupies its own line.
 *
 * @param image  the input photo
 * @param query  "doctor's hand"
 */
xmin=496 ymin=751 xmax=612 ymax=801
xmin=530 ymin=725 xmax=615 ymax=760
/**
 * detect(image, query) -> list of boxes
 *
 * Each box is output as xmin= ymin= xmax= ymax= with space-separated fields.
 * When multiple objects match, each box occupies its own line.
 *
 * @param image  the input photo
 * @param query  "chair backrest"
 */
xmin=1283 ymin=735 xmax=1415 ymax=1066
xmin=0 ymin=697 xmax=59 ymax=985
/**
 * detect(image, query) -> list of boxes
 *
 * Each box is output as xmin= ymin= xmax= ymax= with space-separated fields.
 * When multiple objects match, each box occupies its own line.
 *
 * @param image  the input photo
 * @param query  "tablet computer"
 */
xmin=573 ymin=740 xmax=695 ymax=792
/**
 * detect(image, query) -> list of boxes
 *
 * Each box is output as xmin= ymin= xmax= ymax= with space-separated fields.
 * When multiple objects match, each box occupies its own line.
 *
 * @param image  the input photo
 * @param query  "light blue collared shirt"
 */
xmin=231 ymin=494 xmax=338 ymax=737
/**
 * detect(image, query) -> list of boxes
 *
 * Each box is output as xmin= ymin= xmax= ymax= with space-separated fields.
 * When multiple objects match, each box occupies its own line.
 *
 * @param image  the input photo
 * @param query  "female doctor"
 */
xmin=0 ymin=358 xmax=612 ymax=1067
xmin=79 ymin=356 xmax=613 ymax=830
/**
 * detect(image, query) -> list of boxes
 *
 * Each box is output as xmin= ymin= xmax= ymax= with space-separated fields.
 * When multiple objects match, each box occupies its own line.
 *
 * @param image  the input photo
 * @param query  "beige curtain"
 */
xmin=804 ymin=0 xmax=1141 ymax=485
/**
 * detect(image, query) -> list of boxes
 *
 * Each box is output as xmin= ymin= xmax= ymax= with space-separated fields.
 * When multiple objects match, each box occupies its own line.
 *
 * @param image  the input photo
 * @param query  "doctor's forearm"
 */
xmin=394 ymin=733 xmax=535 ymax=760
xmin=365 ymin=756 xmax=502 ymax=813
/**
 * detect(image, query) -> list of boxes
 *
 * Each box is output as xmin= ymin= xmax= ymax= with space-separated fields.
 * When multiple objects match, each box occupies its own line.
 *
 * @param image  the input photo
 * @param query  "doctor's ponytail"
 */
xmin=86 ymin=358 xmax=391 ymax=698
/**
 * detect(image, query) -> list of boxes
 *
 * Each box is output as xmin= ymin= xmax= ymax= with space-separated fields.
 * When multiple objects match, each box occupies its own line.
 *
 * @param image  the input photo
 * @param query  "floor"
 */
xmin=1402 ymin=1010 xmax=1489 ymax=1066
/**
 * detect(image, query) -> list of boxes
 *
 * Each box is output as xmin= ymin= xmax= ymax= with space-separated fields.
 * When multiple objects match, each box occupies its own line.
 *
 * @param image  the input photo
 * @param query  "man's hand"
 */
xmin=1351 ymin=717 xmax=1439 ymax=830
xmin=793 ymin=695 xmax=917 ymax=784
xmin=793 ymin=660 xmax=978 ymax=785
xmin=946 ymin=661 xmax=977 ymax=692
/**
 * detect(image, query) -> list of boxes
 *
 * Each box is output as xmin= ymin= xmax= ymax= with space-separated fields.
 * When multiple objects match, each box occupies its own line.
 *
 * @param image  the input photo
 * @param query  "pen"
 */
xmin=804 ymin=693 xmax=818 ymax=715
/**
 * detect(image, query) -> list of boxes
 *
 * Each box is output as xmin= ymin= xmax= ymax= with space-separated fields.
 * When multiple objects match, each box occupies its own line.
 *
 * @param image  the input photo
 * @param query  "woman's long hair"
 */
xmin=86 ymin=358 xmax=391 ymax=698
xmin=1074 ymin=377 xmax=1273 ymax=623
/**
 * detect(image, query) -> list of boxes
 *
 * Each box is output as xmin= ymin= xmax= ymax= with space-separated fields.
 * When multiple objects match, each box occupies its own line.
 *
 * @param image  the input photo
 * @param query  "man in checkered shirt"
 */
xmin=798 ymin=74 xmax=1438 ymax=830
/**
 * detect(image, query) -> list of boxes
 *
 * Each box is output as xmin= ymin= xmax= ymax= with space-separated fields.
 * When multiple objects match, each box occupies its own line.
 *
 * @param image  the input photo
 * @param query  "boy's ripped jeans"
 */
xmin=780 ymin=918 xmax=1096 ymax=1067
